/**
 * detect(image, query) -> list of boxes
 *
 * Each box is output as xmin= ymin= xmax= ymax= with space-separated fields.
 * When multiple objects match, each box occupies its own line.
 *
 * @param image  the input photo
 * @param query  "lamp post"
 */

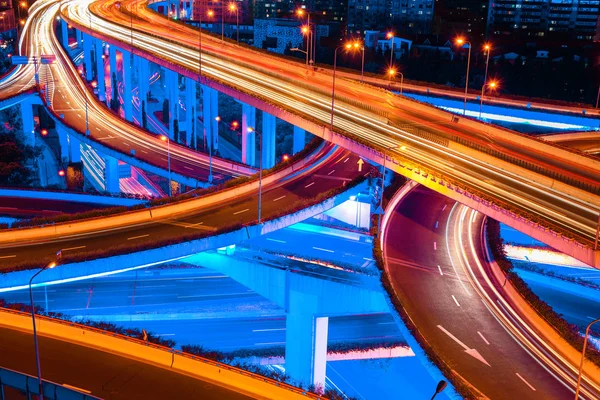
xmin=360 ymin=42 xmax=365 ymax=83
xmin=17 ymin=1 xmax=26 ymax=37
xmin=479 ymin=43 xmax=491 ymax=118
xmin=480 ymin=80 xmax=497 ymax=119
xmin=29 ymin=260 xmax=58 ymax=400
xmin=296 ymin=9 xmax=312 ymax=66
xmin=574 ymin=317 xmax=600 ymax=399
xmin=220 ymin=2 xmax=224 ymax=41
xmin=331 ymin=42 xmax=358 ymax=131
xmin=228 ymin=3 xmax=238 ymax=42
xmin=431 ymin=380 xmax=448 ymax=400
xmin=455 ymin=37 xmax=471 ymax=115
xmin=386 ymin=31 xmax=394 ymax=70
xmin=160 ymin=135 xmax=172 ymax=196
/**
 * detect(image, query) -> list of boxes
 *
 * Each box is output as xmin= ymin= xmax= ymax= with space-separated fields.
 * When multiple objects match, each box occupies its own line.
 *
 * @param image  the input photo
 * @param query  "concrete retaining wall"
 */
xmin=0 ymin=188 xmax=145 ymax=206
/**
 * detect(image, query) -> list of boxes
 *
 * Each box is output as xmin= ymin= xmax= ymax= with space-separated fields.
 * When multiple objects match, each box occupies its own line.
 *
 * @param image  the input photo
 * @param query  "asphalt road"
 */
xmin=0 ymin=144 xmax=365 ymax=270
xmin=383 ymin=185 xmax=571 ymax=399
xmin=0 ymin=327 xmax=253 ymax=400
xmin=0 ymin=196 xmax=111 ymax=218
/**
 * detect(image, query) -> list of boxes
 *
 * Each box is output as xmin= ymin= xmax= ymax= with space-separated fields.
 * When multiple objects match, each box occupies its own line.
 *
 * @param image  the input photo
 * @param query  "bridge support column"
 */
xmin=57 ymin=126 xmax=69 ymax=163
xmin=95 ymin=38 xmax=106 ymax=101
xmin=262 ymin=113 xmax=276 ymax=169
xmin=121 ymin=50 xmax=133 ymax=122
xmin=285 ymin=311 xmax=328 ymax=389
xmin=102 ymin=154 xmax=120 ymax=194
xmin=108 ymin=45 xmax=117 ymax=105
xmin=293 ymin=126 xmax=306 ymax=154
xmin=68 ymin=134 xmax=81 ymax=163
xmin=83 ymin=33 xmax=93 ymax=81
xmin=138 ymin=56 xmax=150 ymax=106
xmin=164 ymin=69 xmax=179 ymax=139
xmin=60 ymin=20 xmax=69 ymax=49
xmin=241 ymin=103 xmax=256 ymax=166
xmin=202 ymin=85 xmax=218 ymax=152
xmin=75 ymin=29 xmax=82 ymax=48
xmin=184 ymin=77 xmax=196 ymax=146
xmin=20 ymin=101 xmax=35 ymax=148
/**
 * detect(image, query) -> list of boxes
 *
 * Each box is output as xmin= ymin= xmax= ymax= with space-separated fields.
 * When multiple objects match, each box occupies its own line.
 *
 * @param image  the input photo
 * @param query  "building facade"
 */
xmin=348 ymin=0 xmax=434 ymax=35
xmin=487 ymin=0 xmax=600 ymax=41
xmin=432 ymin=0 xmax=488 ymax=40
xmin=0 ymin=0 xmax=15 ymax=34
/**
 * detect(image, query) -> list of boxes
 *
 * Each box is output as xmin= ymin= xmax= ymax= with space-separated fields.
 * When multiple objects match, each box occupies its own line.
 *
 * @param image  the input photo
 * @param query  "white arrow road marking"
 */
xmin=516 ymin=373 xmax=536 ymax=391
xmin=437 ymin=325 xmax=491 ymax=366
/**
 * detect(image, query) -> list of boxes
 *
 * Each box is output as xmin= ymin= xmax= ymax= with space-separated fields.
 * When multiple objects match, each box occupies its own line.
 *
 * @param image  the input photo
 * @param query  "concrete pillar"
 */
xmin=285 ymin=312 xmax=329 ymax=389
xmin=83 ymin=33 xmax=93 ymax=81
xmin=60 ymin=20 xmax=69 ymax=49
xmin=20 ymin=101 xmax=35 ymax=148
xmin=75 ymin=29 xmax=82 ymax=48
xmin=241 ymin=103 xmax=256 ymax=166
xmin=121 ymin=49 xmax=133 ymax=122
xmin=138 ymin=56 xmax=150 ymax=105
xmin=102 ymin=154 xmax=120 ymax=193
xmin=57 ymin=126 xmax=69 ymax=163
xmin=184 ymin=78 xmax=197 ymax=146
xmin=95 ymin=38 xmax=106 ymax=101
xmin=68 ymin=134 xmax=81 ymax=163
xmin=202 ymin=85 xmax=218 ymax=151
xmin=164 ymin=68 xmax=179 ymax=138
xmin=293 ymin=126 xmax=306 ymax=154
xmin=108 ymin=44 xmax=117 ymax=105
xmin=262 ymin=112 xmax=276 ymax=169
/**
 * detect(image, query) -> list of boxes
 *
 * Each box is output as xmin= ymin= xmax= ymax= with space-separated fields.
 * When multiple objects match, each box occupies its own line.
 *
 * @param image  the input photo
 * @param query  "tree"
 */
xmin=162 ymin=99 xmax=169 ymax=125
xmin=0 ymin=132 xmax=35 ymax=186
xmin=141 ymin=100 xmax=148 ymax=130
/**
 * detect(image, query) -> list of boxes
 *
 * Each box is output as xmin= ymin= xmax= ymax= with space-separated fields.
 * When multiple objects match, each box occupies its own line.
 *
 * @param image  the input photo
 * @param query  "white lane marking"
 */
xmin=516 ymin=373 xmax=536 ymax=391
xmin=587 ymin=316 xmax=599 ymax=320
xmin=186 ymin=222 xmax=204 ymax=228
xmin=155 ymin=333 xmax=176 ymax=336
xmin=266 ymin=238 xmax=286 ymax=243
xmin=61 ymin=246 xmax=86 ymax=252
xmin=0 ymin=255 xmax=17 ymax=259
xmin=233 ymin=209 xmax=249 ymax=215
xmin=127 ymin=234 xmax=149 ymax=240
xmin=123 ymin=142 xmax=130 ymax=147
xmin=435 ymin=221 xmax=439 ymax=229
xmin=141 ymin=150 xmax=149 ymax=154
xmin=437 ymin=265 xmax=444 ymax=276
xmin=62 ymin=384 xmax=91 ymax=394
xmin=273 ymin=195 xmax=286 ymax=202
xmin=377 ymin=322 xmax=395 ymax=325
xmin=478 ymin=331 xmax=490 ymax=345
xmin=313 ymin=247 xmax=334 ymax=253
xmin=442 ymin=204 xmax=447 ymax=211
xmin=327 ymin=169 xmax=336 ymax=175
xmin=252 ymin=328 xmax=286 ymax=332
xmin=343 ymin=157 xmax=349 ymax=163
xmin=433 ymin=241 xmax=437 ymax=250
xmin=95 ymin=127 xmax=101 ymax=131
xmin=254 ymin=342 xmax=285 ymax=346
xmin=304 ymin=182 xmax=315 ymax=188
xmin=452 ymin=295 xmax=461 ymax=307
xmin=363 ymin=257 xmax=373 ymax=261
xmin=183 ymin=166 xmax=194 ymax=170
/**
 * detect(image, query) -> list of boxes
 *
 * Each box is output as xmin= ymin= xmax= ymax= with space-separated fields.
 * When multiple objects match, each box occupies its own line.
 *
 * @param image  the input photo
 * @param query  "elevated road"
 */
xmin=62 ymin=0 xmax=600 ymax=266
xmin=1 ymin=0 xmax=255 ymax=187
xmin=542 ymin=131 xmax=600 ymax=154
xmin=382 ymin=184 xmax=600 ymax=399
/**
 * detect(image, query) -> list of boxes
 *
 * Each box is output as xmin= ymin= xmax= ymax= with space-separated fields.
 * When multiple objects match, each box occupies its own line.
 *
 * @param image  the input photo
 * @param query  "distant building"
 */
xmin=364 ymin=30 xmax=412 ymax=58
xmin=253 ymin=18 xmax=329 ymax=53
xmin=411 ymin=36 xmax=454 ymax=59
xmin=0 ymin=0 xmax=15 ymax=34
xmin=432 ymin=0 xmax=488 ymax=40
xmin=192 ymin=0 xmax=250 ymax=24
xmin=487 ymin=0 xmax=600 ymax=42
xmin=392 ymin=0 xmax=435 ymax=34
xmin=347 ymin=0 xmax=391 ymax=36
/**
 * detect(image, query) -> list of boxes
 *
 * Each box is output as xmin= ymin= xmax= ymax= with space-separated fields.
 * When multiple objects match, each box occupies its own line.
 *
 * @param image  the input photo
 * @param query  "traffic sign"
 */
xmin=11 ymin=56 xmax=29 ymax=65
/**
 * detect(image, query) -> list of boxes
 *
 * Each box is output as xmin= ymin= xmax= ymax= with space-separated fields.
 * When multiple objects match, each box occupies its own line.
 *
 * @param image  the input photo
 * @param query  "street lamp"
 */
xmin=574 ymin=317 xmax=600 ymax=399
xmin=331 ymin=42 xmax=359 ymax=131
xmin=296 ymin=9 xmax=313 ymax=66
xmin=431 ymin=380 xmax=448 ymax=400
xmin=29 ymin=260 xmax=58 ymax=400
xmin=480 ymin=80 xmax=497 ymax=119
xmin=386 ymin=31 xmax=395 ymax=70
xmin=228 ymin=3 xmax=239 ymax=43
xmin=455 ymin=37 xmax=471 ymax=115
xmin=160 ymin=135 xmax=172 ymax=196
xmin=479 ymin=43 xmax=492 ymax=118
xmin=17 ymin=1 xmax=27 ymax=37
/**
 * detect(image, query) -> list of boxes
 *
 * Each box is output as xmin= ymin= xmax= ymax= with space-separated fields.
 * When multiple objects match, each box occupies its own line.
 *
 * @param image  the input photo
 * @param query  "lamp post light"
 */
xmin=377 ymin=144 xmax=398 ymax=237
xmin=17 ymin=1 xmax=26 ymax=37
xmin=296 ymin=9 xmax=313 ymax=66
xmin=29 ymin=260 xmax=58 ymax=400
xmin=228 ymin=3 xmax=239 ymax=43
xmin=479 ymin=43 xmax=492 ymax=118
xmin=480 ymin=80 xmax=497 ymax=119
xmin=331 ymin=42 xmax=358 ymax=131
xmin=247 ymin=126 xmax=263 ymax=223
xmin=455 ymin=37 xmax=471 ymax=115
xmin=431 ymin=380 xmax=448 ymax=400
xmin=574 ymin=317 xmax=600 ymax=399
xmin=160 ymin=135 xmax=172 ymax=196
xmin=386 ymin=31 xmax=394 ymax=70
xmin=360 ymin=42 xmax=365 ymax=83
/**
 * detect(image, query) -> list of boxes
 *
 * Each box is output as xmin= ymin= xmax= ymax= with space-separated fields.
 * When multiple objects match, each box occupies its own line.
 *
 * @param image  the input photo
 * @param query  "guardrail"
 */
xmin=0 ymin=307 xmax=325 ymax=399
xmin=0 ymin=365 xmax=101 ymax=399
